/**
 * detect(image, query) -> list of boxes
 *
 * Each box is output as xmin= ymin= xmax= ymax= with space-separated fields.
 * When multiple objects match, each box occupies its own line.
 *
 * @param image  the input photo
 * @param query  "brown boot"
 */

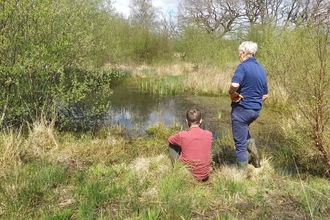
xmin=247 ymin=138 xmax=261 ymax=168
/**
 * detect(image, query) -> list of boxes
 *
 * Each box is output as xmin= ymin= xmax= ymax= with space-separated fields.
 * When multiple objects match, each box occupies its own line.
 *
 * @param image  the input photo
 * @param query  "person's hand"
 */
xmin=262 ymin=94 xmax=268 ymax=102
xmin=230 ymin=92 xmax=244 ymax=103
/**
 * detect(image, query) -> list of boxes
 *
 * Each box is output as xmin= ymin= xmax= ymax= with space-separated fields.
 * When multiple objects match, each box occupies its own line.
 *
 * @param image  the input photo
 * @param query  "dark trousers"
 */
xmin=168 ymin=143 xmax=181 ymax=164
xmin=231 ymin=105 xmax=260 ymax=162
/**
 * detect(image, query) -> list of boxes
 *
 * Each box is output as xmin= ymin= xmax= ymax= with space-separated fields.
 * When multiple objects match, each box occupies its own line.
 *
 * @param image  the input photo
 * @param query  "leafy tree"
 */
xmin=0 ymin=0 xmax=115 ymax=127
xmin=260 ymin=2 xmax=330 ymax=175
xmin=124 ymin=0 xmax=174 ymax=63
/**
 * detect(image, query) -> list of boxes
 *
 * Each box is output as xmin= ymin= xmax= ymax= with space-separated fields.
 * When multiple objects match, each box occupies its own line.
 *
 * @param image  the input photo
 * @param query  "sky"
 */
xmin=113 ymin=0 xmax=181 ymax=17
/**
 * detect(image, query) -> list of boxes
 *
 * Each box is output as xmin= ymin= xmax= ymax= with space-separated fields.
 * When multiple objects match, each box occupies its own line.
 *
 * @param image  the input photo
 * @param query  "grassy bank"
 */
xmin=0 ymin=117 xmax=330 ymax=219
xmin=1 ymin=63 xmax=329 ymax=219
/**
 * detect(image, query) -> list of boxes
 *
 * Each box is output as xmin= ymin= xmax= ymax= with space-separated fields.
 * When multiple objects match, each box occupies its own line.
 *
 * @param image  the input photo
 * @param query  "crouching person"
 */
xmin=168 ymin=108 xmax=213 ymax=182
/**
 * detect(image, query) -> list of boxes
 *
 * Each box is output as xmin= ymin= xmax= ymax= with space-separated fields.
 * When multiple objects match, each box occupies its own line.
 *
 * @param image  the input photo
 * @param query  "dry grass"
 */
xmin=130 ymin=63 xmax=196 ymax=77
xmin=128 ymin=154 xmax=170 ymax=181
xmin=24 ymin=117 xmax=58 ymax=161
xmin=108 ymin=62 xmax=291 ymax=110
xmin=184 ymin=66 xmax=234 ymax=95
xmin=268 ymin=80 xmax=289 ymax=106
xmin=0 ymin=118 xmax=128 ymax=172
xmin=122 ymin=62 xmax=237 ymax=96
xmin=212 ymin=157 xmax=275 ymax=182
xmin=0 ymin=130 xmax=23 ymax=172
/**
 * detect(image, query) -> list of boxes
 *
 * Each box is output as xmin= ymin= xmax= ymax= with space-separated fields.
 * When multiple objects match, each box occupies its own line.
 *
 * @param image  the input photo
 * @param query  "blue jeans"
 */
xmin=231 ymin=105 xmax=260 ymax=162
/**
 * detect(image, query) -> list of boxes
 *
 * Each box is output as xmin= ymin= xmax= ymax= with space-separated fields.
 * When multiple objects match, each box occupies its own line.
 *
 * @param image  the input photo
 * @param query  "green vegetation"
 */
xmin=0 ymin=121 xmax=330 ymax=219
xmin=1 ymin=0 xmax=330 ymax=218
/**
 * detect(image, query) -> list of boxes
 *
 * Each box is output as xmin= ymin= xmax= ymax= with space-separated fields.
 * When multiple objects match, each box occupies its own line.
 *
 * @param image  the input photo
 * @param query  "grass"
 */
xmin=1 ymin=62 xmax=330 ymax=219
xmin=132 ymin=63 xmax=235 ymax=97
xmin=1 ymin=118 xmax=330 ymax=219
xmin=141 ymin=76 xmax=185 ymax=95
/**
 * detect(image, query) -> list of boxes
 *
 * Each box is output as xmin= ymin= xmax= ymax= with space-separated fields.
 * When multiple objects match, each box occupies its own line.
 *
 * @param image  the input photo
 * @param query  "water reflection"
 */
xmin=105 ymin=79 xmax=189 ymax=136
xmin=100 ymin=77 xmax=235 ymax=139
xmin=105 ymin=78 xmax=235 ymax=140
xmin=58 ymin=78 xmax=230 ymax=139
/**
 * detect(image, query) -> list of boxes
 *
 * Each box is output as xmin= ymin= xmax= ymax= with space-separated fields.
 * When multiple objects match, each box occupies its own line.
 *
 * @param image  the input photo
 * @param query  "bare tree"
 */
xmin=157 ymin=11 xmax=179 ymax=39
xmin=243 ymin=0 xmax=285 ymax=26
xmin=284 ymin=0 xmax=330 ymax=27
xmin=178 ymin=0 xmax=243 ymax=37
xmin=178 ymin=0 xmax=329 ymax=35
xmin=129 ymin=0 xmax=159 ymax=30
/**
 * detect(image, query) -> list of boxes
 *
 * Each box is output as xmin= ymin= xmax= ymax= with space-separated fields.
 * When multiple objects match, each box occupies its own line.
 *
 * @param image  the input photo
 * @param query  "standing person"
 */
xmin=168 ymin=108 xmax=213 ymax=181
xmin=228 ymin=41 xmax=269 ymax=171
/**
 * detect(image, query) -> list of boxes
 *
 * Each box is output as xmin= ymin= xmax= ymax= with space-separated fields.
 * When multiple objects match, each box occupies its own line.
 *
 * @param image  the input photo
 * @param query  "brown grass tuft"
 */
xmin=26 ymin=117 xmax=58 ymax=149
xmin=247 ymin=157 xmax=275 ymax=181
xmin=0 ymin=130 xmax=23 ymax=172
xmin=212 ymin=157 xmax=275 ymax=182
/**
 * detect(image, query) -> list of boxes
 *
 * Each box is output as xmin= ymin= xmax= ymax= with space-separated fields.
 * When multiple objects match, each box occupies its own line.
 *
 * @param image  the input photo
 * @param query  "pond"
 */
xmin=57 ymin=77 xmax=273 ymax=142
xmin=103 ymin=78 xmax=233 ymax=139
xmin=57 ymin=76 xmax=279 ymax=167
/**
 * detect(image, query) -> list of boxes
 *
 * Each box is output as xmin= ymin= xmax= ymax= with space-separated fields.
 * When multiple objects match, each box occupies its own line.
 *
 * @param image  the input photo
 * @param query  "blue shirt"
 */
xmin=231 ymin=57 xmax=268 ymax=110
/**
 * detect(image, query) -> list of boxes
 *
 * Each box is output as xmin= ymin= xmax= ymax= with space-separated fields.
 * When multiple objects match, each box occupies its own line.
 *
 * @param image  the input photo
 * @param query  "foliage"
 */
xmin=0 ymin=0 xmax=118 ymax=128
xmin=174 ymin=27 xmax=237 ymax=65
xmin=141 ymin=75 xmax=185 ymax=95
xmin=1 ymin=0 xmax=330 ymax=195
xmin=259 ymin=25 xmax=330 ymax=174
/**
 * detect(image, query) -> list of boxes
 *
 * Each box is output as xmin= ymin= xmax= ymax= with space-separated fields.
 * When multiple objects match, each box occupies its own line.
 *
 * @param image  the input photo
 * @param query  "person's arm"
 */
xmin=229 ymin=83 xmax=243 ymax=103
xmin=228 ymin=83 xmax=240 ymax=94
xmin=262 ymin=79 xmax=269 ymax=102
xmin=168 ymin=132 xmax=182 ymax=146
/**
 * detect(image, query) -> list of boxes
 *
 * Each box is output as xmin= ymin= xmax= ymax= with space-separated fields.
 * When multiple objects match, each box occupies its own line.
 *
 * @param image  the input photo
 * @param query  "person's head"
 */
xmin=238 ymin=41 xmax=258 ymax=62
xmin=186 ymin=108 xmax=202 ymax=127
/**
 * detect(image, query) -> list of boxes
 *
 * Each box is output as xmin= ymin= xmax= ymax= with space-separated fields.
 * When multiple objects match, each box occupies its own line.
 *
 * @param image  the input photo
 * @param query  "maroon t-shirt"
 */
xmin=168 ymin=127 xmax=213 ymax=180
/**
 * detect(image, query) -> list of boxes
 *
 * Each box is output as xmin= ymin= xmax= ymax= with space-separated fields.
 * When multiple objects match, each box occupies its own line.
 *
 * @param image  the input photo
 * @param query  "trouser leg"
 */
xmin=231 ymin=106 xmax=260 ymax=170
xmin=232 ymin=114 xmax=249 ymax=163
xmin=247 ymin=138 xmax=261 ymax=168
xmin=168 ymin=143 xmax=181 ymax=165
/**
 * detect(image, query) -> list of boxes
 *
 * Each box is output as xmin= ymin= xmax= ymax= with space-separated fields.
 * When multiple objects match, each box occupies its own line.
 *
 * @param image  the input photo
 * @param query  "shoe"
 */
xmin=251 ymin=159 xmax=261 ymax=168
xmin=237 ymin=160 xmax=248 ymax=178
xmin=237 ymin=160 xmax=248 ymax=171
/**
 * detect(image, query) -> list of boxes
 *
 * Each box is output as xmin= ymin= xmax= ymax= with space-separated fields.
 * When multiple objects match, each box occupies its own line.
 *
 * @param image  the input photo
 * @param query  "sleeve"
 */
xmin=168 ymin=132 xmax=182 ymax=147
xmin=231 ymin=64 xmax=245 ymax=84
xmin=263 ymin=83 xmax=268 ymax=94
xmin=263 ymin=75 xmax=269 ymax=94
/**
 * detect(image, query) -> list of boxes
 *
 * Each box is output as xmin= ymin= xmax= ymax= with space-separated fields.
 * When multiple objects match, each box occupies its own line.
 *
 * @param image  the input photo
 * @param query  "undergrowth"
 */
xmin=0 ymin=119 xmax=330 ymax=219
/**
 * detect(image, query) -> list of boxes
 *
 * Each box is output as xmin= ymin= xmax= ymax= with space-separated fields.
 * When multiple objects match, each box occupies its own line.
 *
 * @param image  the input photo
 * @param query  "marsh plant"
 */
xmin=141 ymin=75 xmax=185 ymax=95
xmin=217 ymin=110 xmax=222 ymax=120
xmin=137 ymin=65 xmax=234 ymax=98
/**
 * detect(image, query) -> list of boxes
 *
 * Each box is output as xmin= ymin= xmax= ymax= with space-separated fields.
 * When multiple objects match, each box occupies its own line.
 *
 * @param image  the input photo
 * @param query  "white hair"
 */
xmin=238 ymin=41 xmax=258 ymax=56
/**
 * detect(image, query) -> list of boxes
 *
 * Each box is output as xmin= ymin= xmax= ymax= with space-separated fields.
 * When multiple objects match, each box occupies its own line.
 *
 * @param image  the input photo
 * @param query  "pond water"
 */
xmin=103 ymin=78 xmax=233 ymax=139
xmin=57 ymin=76 xmax=281 ymax=168
xmin=106 ymin=79 xmax=305 ymax=175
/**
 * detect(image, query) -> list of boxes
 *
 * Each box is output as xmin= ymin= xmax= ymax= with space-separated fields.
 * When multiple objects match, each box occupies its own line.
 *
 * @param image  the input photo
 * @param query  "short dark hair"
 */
xmin=186 ymin=108 xmax=202 ymax=125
